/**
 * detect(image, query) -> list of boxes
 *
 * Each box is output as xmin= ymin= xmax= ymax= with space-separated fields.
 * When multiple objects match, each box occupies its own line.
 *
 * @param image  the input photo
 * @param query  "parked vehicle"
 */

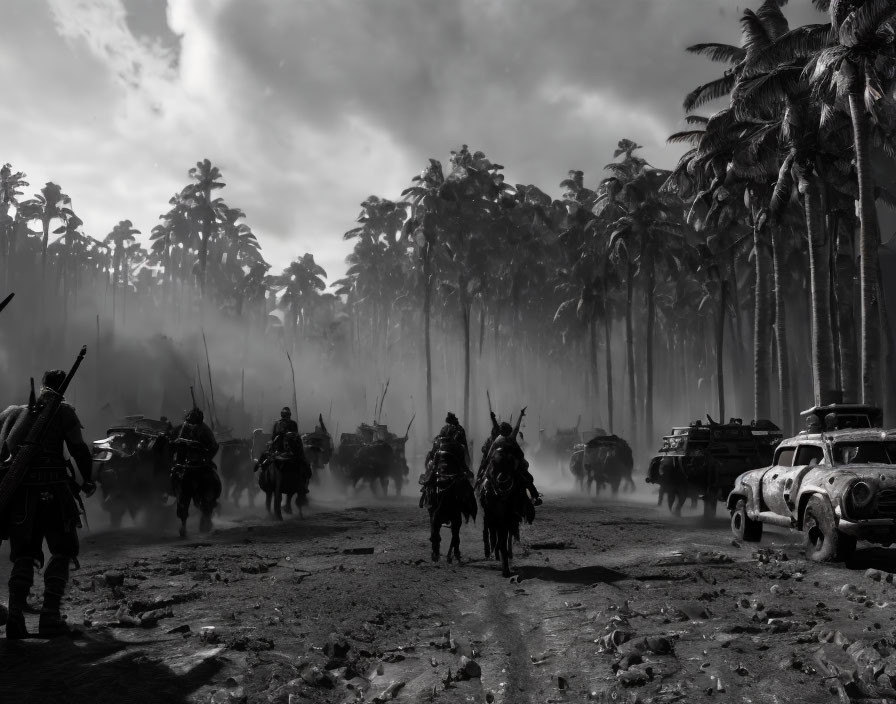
xmin=727 ymin=404 xmax=894 ymax=562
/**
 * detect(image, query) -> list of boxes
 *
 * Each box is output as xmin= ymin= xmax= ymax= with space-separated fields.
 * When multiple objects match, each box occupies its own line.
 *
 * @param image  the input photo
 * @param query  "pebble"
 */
xmin=103 ymin=570 xmax=125 ymax=587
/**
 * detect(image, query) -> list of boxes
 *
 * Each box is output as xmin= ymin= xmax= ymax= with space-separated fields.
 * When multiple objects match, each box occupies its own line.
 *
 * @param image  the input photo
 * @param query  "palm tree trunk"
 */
xmin=462 ymin=296 xmax=471 ymax=429
xmin=770 ymin=227 xmax=792 ymax=434
xmin=835 ymin=215 xmax=859 ymax=401
xmin=803 ymin=174 xmax=838 ymax=404
xmin=753 ymin=223 xmax=772 ymax=419
xmin=625 ymin=256 xmax=636 ymax=441
xmin=716 ymin=277 xmax=727 ymax=422
xmin=603 ymin=309 xmax=614 ymax=434
xmin=589 ymin=318 xmax=599 ymax=425
xmin=848 ymin=90 xmax=882 ymax=404
xmin=645 ymin=254 xmax=655 ymax=444
xmin=423 ymin=264 xmax=433 ymax=438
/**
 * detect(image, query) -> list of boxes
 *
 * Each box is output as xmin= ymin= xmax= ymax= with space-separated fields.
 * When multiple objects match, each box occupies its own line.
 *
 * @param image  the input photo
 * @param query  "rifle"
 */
xmin=0 ymin=292 xmax=14 ymax=316
xmin=190 ymin=385 xmax=198 ymax=410
xmin=0 ymin=346 xmax=88 ymax=515
xmin=511 ymin=406 xmax=526 ymax=443
xmin=486 ymin=389 xmax=498 ymax=431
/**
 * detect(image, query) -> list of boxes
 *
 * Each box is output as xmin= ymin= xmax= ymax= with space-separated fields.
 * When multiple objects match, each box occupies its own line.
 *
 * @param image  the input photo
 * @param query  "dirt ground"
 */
xmin=2 ymin=470 xmax=896 ymax=704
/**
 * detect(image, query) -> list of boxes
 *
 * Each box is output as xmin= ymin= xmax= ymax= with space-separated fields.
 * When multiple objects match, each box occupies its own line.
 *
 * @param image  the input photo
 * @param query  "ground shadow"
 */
xmin=844 ymin=546 xmax=896 ymax=572
xmin=510 ymin=563 xmax=628 ymax=585
xmin=0 ymin=631 xmax=224 ymax=704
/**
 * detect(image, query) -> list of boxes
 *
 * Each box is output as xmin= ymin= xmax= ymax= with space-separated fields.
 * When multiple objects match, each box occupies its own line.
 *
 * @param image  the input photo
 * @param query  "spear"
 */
xmin=201 ymin=329 xmax=219 ymax=429
xmin=195 ymin=363 xmax=211 ymax=429
xmin=377 ymin=379 xmax=390 ymax=423
xmin=286 ymin=350 xmax=298 ymax=432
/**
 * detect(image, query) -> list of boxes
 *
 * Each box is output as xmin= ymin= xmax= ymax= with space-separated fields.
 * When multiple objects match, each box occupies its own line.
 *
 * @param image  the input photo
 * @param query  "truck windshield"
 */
xmin=832 ymin=442 xmax=896 ymax=465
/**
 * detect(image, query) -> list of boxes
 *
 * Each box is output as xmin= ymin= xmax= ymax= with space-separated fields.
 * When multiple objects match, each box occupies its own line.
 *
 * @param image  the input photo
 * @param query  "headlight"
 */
xmin=850 ymin=480 xmax=875 ymax=509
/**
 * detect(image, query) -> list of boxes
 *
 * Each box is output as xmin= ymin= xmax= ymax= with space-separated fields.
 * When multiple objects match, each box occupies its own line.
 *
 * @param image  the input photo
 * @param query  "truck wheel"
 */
xmin=803 ymin=495 xmax=841 ymax=562
xmin=731 ymin=498 xmax=762 ymax=542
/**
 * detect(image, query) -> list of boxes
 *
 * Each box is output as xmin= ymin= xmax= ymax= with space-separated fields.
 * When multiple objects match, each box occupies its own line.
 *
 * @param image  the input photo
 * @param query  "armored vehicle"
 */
xmin=647 ymin=417 xmax=783 ymax=518
xmin=92 ymin=415 xmax=174 ymax=527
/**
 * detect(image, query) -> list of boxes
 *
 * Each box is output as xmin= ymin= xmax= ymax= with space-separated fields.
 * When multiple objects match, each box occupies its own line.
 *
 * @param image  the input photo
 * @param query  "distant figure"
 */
xmin=271 ymin=407 xmax=299 ymax=451
xmin=0 ymin=369 xmax=96 ymax=639
xmin=170 ymin=407 xmax=220 ymax=537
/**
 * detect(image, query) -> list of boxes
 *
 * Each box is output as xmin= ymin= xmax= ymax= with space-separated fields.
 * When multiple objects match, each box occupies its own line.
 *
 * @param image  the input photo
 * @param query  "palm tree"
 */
xmin=20 ymin=182 xmax=71 ymax=286
xmin=275 ymin=253 xmax=328 ymax=350
xmin=808 ymin=0 xmax=896 ymax=405
xmin=103 ymin=219 xmax=140 ymax=328
xmin=0 ymin=164 xmax=28 ymax=290
xmin=186 ymin=159 xmax=225 ymax=296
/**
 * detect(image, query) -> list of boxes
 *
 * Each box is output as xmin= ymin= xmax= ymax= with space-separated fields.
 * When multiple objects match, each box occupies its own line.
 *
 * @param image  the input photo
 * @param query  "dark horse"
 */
xmin=257 ymin=431 xmax=311 ymax=520
xmin=479 ymin=445 xmax=530 ymax=577
xmin=219 ymin=437 xmax=256 ymax=507
xmin=170 ymin=438 xmax=222 ymax=538
xmin=420 ymin=454 xmax=477 ymax=563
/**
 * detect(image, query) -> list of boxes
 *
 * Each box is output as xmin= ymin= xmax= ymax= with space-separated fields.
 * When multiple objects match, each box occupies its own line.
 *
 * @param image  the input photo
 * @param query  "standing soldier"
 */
xmin=170 ymin=407 xmax=220 ymax=537
xmin=0 ymin=367 xmax=95 ymax=639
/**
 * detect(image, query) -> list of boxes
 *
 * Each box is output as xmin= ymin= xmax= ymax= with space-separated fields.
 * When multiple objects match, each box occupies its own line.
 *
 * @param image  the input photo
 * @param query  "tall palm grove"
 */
xmin=1 ymin=0 xmax=895 ymax=458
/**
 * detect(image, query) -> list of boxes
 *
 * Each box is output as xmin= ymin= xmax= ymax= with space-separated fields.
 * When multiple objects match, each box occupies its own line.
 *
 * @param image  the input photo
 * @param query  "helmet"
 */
xmin=498 ymin=422 xmax=513 ymax=436
xmin=445 ymin=412 xmax=459 ymax=426
xmin=185 ymin=407 xmax=203 ymax=424
xmin=281 ymin=407 xmax=291 ymax=419
xmin=41 ymin=369 xmax=66 ymax=392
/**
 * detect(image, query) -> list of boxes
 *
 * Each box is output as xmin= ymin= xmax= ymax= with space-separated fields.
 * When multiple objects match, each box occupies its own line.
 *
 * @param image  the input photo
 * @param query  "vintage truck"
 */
xmin=727 ymin=404 xmax=896 ymax=561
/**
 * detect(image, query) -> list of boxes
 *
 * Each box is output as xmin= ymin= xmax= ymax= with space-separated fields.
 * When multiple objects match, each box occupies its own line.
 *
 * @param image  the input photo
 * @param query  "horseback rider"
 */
xmin=423 ymin=413 xmax=472 ymax=482
xmin=482 ymin=408 xmax=542 ymax=507
xmin=271 ymin=407 xmax=299 ymax=453
xmin=476 ymin=410 xmax=503 ymax=485
xmin=0 ymin=369 xmax=96 ymax=639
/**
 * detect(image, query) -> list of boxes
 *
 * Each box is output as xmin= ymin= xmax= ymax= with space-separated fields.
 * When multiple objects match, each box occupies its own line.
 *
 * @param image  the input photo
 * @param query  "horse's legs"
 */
xmin=430 ymin=511 xmax=441 ymax=562
xmin=380 ymin=477 xmax=389 ymax=496
xmin=499 ymin=526 xmax=511 ymax=577
xmin=274 ymin=473 xmax=284 ymax=521
xmin=482 ymin=521 xmax=490 ymax=559
xmin=448 ymin=514 xmax=461 ymax=563
xmin=673 ymin=491 xmax=685 ymax=517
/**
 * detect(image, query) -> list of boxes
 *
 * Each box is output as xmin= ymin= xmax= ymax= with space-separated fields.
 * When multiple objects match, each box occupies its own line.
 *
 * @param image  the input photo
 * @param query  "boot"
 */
xmin=38 ymin=562 xmax=79 ymax=638
xmin=7 ymin=560 xmax=32 ymax=639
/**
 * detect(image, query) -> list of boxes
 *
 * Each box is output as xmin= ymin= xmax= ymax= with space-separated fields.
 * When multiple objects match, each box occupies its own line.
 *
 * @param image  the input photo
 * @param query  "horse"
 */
xmin=646 ymin=455 xmax=696 ymax=516
xmin=302 ymin=430 xmax=333 ymax=484
xmin=258 ymin=431 xmax=312 ymax=520
xmin=170 ymin=438 xmax=222 ymax=538
xmin=219 ymin=438 xmax=256 ymax=507
xmin=388 ymin=435 xmax=410 ymax=495
xmin=585 ymin=437 xmax=636 ymax=495
xmin=421 ymin=449 xmax=477 ymax=563
xmin=479 ymin=446 xmax=531 ymax=577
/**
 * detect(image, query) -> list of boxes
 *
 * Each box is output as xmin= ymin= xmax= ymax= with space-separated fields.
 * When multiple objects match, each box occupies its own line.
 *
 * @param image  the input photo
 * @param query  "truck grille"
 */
xmin=877 ymin=489 xmax=896 ymax=517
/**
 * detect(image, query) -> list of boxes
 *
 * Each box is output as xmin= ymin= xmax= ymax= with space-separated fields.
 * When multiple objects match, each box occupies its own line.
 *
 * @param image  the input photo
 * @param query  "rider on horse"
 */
xmin=271 ymin=407 xmax=299 ymax=451
xmin=479 ymin=408 xmax=542 ymax=511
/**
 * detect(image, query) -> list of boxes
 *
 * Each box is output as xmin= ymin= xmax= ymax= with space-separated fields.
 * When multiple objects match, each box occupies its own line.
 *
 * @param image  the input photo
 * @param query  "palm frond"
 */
xmin=686 ymin=43 xmax=746 ymax=64
xmin=683 ymin=73 xmax=737 ymax=112
xmin=667 ymin=130 xmax=706 ymax=146
xmin=732 ymin=66 xmax=804 ymax=120
xmin=747 ymin=24 xmax=833 ymax=73
xmin=839 ymin=0 xmax=896 ymax=47
xmin=756 ymin=0 xmax=790 ymax=41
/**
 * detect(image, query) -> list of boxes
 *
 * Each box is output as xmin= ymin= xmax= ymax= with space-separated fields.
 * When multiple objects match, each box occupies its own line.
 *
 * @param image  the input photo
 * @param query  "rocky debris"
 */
xmin=297 ymin=663 xmax=336 ymax=689
xmin=103 ymin=570 xmax=125 ymax=587
xmin=210 ymin=686 xmax=246 ymax=704
xmin=753 ymin=548 xmax=789 ymax=564
xmin=530 ymin=540 xmax=570 ymax=550
xmin=129 ymin=589 xmax=203 ymax=613
xmin=224 ymin=635 xmax=275 ymax=652
xmin=372 ymin=680 xmax=405 ymax=702
xmin=457 ymin=655 xmax=481 ymax=679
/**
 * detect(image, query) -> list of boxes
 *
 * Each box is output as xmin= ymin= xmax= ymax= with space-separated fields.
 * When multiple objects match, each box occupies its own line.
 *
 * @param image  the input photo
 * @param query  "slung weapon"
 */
xmin=0 ymin=346 xmax=88 ymax=515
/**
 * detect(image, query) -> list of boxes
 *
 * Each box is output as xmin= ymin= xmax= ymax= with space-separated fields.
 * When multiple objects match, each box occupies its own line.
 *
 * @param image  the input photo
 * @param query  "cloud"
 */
xmin=0 ymin=0 xmax=828 ymax=283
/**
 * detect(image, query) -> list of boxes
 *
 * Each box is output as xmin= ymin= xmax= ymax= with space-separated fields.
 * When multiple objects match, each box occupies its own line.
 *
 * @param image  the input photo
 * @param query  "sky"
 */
xmin=0 ymin=0 xmax=825 ymax=285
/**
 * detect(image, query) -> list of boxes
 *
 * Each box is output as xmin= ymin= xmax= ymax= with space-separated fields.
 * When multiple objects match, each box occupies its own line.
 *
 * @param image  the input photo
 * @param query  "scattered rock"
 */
xmin=866 ymin=569 xmax=884 ymax=582
xmin=372 ymin=680 xmax=404 ymax=702
xmin=298 ymin=663 xmax=335 ymax=689
xmin=458 ymin=656 xmax=481 ymax=679
xmin=530 ymin=540 xmax=570 ymax=550
xmin=210 ymin=687 xmax=246 ymax=704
